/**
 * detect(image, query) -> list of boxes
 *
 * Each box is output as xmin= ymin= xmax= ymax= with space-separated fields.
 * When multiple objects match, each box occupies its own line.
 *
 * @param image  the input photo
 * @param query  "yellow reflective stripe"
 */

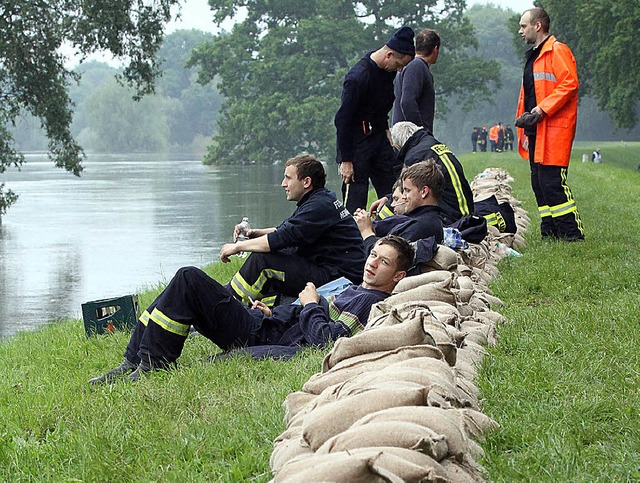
xmin=230 ymin=274 xmax=260 ymax=306
xmin=261 ymin=295 xmax=277 ymax=308
xmin=139 ymin=310 xmax=151 ymax=326
xmin=148 ymin=308 xmax=190 ymax=337
xmin=534 ymin=72 xmax=557 ymax=82
xmin=484 ymin=212 xmax=497 ymax=224
xmin=538 ymin=205 xmax=552 ymax=218
xmin=439 ymin=150 xmax=470 ymax=216
xmin=231 ymin=268 xmax=286 ymax=305
xmin=550 ymin=200 xmax=576 ymax=217
xmin=558 ymin=168 xmax=585 ymax=234
xmin=378 ymin=205 xmax=394 ymax=219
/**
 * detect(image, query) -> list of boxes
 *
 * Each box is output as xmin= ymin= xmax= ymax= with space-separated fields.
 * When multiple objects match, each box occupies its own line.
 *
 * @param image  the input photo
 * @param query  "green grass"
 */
xmin=1 ymin=143 xmax=639 ymax=481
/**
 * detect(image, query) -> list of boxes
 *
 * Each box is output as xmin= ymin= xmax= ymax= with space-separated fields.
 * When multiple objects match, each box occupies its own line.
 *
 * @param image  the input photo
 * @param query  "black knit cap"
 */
xmin=386 ymin=26 xmax=415 ymax=56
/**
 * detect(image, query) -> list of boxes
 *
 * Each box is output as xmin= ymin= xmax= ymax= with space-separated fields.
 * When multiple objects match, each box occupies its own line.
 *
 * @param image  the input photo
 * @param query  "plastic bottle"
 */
xmin=236 ymin=217 xmax=250 ymax=258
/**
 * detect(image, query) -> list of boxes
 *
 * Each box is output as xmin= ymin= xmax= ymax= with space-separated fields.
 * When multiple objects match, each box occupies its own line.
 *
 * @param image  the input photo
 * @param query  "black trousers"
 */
xmin=341 ymin=132 xmax=399 ymax=213
xmin=528 ymin=135 xmax=584 ymax=240
xmin=124 ymin=267 xmax=269 ymax=366
xmin=228 ymin=251 xmax=336 ymax=307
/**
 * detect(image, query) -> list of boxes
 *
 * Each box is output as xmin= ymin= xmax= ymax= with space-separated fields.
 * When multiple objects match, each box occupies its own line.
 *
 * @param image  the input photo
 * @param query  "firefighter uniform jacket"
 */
xmin=516 ymin=35 xmax=579 ymax=167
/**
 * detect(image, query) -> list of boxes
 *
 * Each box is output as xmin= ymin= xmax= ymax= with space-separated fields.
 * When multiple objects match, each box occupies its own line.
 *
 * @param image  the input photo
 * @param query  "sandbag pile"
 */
xmin=268 ymin=168 xmax=527 ymax=482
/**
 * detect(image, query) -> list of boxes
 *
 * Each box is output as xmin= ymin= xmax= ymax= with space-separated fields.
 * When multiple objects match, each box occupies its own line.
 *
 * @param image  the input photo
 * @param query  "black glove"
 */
xmin=515 ymin=112 xmax=541 ymax=130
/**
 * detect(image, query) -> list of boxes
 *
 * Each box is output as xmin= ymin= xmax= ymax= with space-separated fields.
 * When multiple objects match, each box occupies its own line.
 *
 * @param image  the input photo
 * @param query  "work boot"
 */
xmin=127 ymin=358 xmax=171 ymax=381
xmin=89 ymin=358 xmax=137 ymax=385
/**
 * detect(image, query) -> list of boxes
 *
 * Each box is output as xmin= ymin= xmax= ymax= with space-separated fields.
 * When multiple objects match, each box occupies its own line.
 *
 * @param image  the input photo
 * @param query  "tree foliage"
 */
xmin=0 ymin=0 xmax=181 ymax=215
xmin=188 ymin=0 xmax=500 ymax=165
xmin=538 ymin=0 xmax=640 ymax=129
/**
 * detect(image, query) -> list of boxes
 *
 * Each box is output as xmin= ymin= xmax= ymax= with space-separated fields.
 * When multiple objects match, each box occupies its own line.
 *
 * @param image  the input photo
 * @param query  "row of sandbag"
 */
xmin=268 ymin=168 xmax=528 ymax=482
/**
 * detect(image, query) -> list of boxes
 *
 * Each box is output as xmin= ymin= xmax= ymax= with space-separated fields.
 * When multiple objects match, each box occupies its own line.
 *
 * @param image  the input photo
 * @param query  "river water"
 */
xmin=0 ymin=153 xmax=342 ymax=338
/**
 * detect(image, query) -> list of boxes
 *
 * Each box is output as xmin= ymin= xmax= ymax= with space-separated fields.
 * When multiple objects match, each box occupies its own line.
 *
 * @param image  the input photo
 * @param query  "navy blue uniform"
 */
xmin=124 ymin=267 xmax=388 ymax=365
xmin=392 ymin=58 xmax=435 ymax=134
xmin=335 ymin=53 xmax=400 ymax=213
xmin=229 ymin=188 xmax=366 ymax=307
xmin=397 ymin=129 xmax=474 ymax=226
xmin=364 ymin=204 xmax=444 ymax=255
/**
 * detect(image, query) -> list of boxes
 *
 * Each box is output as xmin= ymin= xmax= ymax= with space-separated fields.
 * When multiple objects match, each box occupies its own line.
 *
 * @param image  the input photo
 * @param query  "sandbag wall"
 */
xmin=268 ymin=168 xmax=530 ymax=482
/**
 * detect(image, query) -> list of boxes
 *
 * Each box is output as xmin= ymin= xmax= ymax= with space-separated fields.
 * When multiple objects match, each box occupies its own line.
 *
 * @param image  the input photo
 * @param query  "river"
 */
xmin=0 ymin=153 xmax=342 ymax=338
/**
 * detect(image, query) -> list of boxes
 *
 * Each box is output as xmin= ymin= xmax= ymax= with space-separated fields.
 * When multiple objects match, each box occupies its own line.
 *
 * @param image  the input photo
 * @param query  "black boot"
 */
xmin=89 ymin=358 xmax=137 ymax=385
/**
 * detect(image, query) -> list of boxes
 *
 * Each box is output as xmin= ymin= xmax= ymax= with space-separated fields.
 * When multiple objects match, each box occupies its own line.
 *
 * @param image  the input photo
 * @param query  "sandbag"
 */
xmin=323 ymin=314 xmax=438 ymax=371
xmin=301 ymin=386 xmax=431 ymax=451
xmin=303 ymin=345 xmax=445 ymax=394
xmin=282 ymin=391 xmax=317 ymax=425
xmin=316 ymin=420 xmax=449 ymax=462
xmin=274 ymin=451 xmax=403 ymax=483
xmin=351 ymin=406 xmax=470 ymax=462
xmin=383 ymin=277 xmax=457 ymax=307
xmin=392 ymin=270 xmax=456 ymax=293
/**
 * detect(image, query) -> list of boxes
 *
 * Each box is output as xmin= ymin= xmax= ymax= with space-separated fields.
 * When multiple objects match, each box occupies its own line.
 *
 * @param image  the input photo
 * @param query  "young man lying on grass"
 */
xmin=89 ymin=235 xmax=414 ymax=384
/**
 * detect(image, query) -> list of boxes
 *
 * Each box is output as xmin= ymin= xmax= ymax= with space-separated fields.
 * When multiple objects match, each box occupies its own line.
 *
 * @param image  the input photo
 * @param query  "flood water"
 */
xmin=0 ymin=153 xmax=342 ymax=338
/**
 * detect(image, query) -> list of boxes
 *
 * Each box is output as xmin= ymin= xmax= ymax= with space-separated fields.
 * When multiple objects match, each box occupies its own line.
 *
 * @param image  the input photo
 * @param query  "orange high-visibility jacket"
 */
xmin=489 ymin=125 xmax=499 ymax=142
xmin=516 ymin=35 xmax=579 ymax=167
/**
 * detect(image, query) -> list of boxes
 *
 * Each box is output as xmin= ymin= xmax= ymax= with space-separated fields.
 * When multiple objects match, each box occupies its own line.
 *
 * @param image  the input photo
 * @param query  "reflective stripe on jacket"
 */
xmin=516 ymin=36 xmax=579 ymax=167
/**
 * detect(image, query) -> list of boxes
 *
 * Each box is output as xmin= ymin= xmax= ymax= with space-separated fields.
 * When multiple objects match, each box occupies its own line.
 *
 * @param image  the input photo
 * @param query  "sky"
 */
xmin=167 ymin=0 xmax=536 ymax=34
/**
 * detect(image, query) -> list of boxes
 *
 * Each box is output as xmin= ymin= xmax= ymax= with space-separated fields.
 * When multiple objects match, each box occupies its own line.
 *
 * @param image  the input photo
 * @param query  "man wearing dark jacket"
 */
xmin=88 ymin=235 xmax=415 ymax=383
xmin=354 ymin=159 xmax=444 ymax=254
xmin=388 ymin=121 xmax=474 ymax=226
xmin=220 ymin=155 xmax=366 ymax=307
xmin=335 ymin=26 xmax=415 ymax=213
xmin=392 ymin=28 xmax=440 ymax=133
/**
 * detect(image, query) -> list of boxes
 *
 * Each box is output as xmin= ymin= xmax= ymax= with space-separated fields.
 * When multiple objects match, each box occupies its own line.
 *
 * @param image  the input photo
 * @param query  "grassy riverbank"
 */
xmin=1 ymin=143 xmax=638 ymax=481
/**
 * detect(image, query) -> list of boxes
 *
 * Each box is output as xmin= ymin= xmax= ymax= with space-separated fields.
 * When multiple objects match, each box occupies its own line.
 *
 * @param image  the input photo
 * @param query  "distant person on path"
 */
xmin=504 ymin=124 xmax=515 ymax=150
xmin=592 ymin=148 xmax=602 ymax=163
xmin=497 ymin=122 xmax=505 ymax=152
xmin=489 ymin=123 xmax=499 ymax=152
xmin=220 ymin=155 xmax=366 ymax=307
xmin=392 ymin=28 xmax=440 ymax=134
xmin=516 ymin=7 xmax=584 ymax=241
xmin=335 ymin=27 xmax=416 ymax=214
xmin=471 ymin=127 xmax=479 ymax=152
xmin=478 ymin=125 xmax=488 ymax=152
xmin=88 ymin=236 xmax=414 ymax=384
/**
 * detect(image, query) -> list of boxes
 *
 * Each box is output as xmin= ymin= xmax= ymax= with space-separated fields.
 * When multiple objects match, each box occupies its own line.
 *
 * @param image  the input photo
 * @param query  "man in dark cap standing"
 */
xmin=335 ymin=26 xmax=415 ymax=214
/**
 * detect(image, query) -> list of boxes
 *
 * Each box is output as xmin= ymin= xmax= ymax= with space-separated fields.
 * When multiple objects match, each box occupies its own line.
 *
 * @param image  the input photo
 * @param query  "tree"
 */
xmin=0 ymin=0 xmax=181 ymax=216
xmin=537 ymin=0 xmax=640 ymax=129
xmin=188 ymin=0 xmax=500 ymax=165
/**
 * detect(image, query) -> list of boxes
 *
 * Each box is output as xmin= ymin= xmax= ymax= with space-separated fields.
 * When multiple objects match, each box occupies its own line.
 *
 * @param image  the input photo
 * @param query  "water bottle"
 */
xmin=236 ymin=217 xmax=250 ymax=258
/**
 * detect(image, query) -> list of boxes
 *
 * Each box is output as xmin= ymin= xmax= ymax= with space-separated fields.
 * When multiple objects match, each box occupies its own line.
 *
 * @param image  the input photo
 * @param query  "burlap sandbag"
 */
xmin=462 ymin=408 xmax=501 ymax=440
xmin=329 ymin=367 xmax=473 ymax=410
xmin=351 ymin=406 xmax=470 ymax=462
xmin=316 ymin=420 xmax=449 ymax=462
xmin=460 ymin=319 xmax=498 ymax=346
xmin=303 ymin=345 xmax=445 ymax=394
xmin=383 ymin=277 xmax=457 ymax=307
xmin=323 ymin=314 xmax=438 ymax=371
xmin=472 ymin=309 xmax=508 ymax=325
xmin=440 ymin=455 xmax=487 ymax=482
xmin=348 ymin=447 xmax=452 ymax=483
xmin=366 ymin=306 xmax=405 ymax=328
xmin=270 ymin=435 xmax=313 ymax=474
xmin=301 ymin=386 xmax=431 ymax=451
xmin=421 ymin=245 xmax=459 ymax=271
xmin=274 ymin=451 xmax=403 ymax=483
xmin=282 ymin=391 xmax=317 ymax=425
xmin=392 ymin=270 xmax=456 ymax=294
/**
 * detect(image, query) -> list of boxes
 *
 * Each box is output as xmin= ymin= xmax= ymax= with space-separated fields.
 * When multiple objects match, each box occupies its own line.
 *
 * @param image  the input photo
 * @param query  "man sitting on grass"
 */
xmin=89 ymin=235 xmax=414 ymax=384
xmin=353 ymin=159 xmax=445 ymax=254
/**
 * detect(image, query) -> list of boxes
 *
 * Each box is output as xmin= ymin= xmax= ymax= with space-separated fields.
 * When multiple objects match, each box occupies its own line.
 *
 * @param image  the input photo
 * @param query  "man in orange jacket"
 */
xmin=516 ymin=7 xmax=584 ymax=241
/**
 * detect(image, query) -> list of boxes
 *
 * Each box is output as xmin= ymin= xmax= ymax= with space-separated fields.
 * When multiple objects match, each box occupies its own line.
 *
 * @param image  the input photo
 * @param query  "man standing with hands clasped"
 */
xmin=335 ymin=26 xmax=416 ymax=214
xmin=515 ymin=7 xmax=584 ymax=241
